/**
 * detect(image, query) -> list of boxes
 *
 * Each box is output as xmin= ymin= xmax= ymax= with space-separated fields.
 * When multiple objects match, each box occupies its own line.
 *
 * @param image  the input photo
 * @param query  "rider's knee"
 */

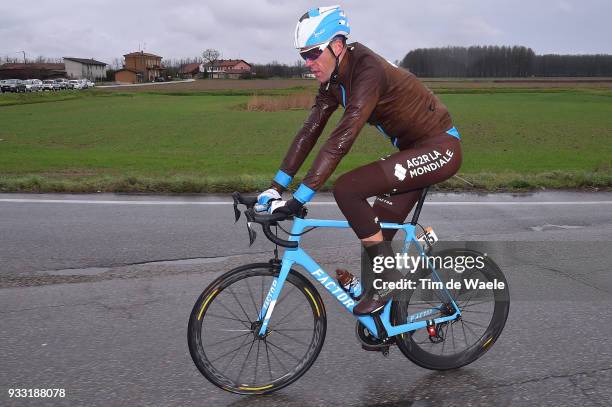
xmin=332 ymin=173 xmax=357 ymax=202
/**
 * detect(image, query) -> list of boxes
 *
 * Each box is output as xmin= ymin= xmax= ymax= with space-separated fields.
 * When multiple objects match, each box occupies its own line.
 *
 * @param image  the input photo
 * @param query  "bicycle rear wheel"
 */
xmin=188 ymin=262 xmax=326 ymax=395
xmin=392 ymin=249 xmax=510 ymax=370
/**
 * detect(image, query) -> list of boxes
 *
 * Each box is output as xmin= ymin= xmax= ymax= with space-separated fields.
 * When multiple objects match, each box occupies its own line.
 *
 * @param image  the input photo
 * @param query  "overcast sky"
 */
xmin=1 ymin=0 xmax=610 ymax=66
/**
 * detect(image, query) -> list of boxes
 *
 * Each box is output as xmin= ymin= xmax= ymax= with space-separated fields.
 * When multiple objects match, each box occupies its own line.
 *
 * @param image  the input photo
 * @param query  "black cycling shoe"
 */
xmin=352 ymin=288 xmax=394 ymax=315
xmin=355 ymin=241 xmax=402 ymax=315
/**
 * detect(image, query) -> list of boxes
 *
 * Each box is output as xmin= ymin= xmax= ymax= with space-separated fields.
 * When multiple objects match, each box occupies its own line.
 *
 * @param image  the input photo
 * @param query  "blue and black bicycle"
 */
xmin=188 ymin=188 xmax=510 ymax=395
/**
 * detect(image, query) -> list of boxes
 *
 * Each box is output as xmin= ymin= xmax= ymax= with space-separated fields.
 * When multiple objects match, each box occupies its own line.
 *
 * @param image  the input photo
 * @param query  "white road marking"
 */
xmin=0 ymin=199 xmax=611 ymax=206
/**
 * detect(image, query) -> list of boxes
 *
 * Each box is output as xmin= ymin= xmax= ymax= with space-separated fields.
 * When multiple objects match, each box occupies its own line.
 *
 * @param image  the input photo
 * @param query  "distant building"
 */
xmin=115 ymin=51 xmax=164 ymax=84
xmin=179 ymin=62 xmax=203 ymax=79
xmin=63 ymin=57 xmax=107 ymax=80
xmin=204 ymin=59 xmax=252 ymax=79
xmin=0 ymin=63 xmax=66 ymax=80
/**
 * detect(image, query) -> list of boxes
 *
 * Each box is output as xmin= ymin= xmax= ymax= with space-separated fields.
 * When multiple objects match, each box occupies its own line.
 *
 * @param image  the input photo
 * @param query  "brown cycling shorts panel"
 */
xmin=333 ymin=134 xmax=462 ymax=239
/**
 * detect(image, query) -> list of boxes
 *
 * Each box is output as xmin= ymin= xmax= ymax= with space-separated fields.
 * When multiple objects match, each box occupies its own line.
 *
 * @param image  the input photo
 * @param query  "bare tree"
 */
xmin=112 ymin=58 xmax=123 ymax=70
xmin=202 ymin=49 xmax=220 ymax=78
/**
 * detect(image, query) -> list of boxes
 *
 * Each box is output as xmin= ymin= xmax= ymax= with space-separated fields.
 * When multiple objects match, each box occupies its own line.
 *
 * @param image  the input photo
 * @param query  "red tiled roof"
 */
xmin=179 ymin=63 xmax=201 ymax=73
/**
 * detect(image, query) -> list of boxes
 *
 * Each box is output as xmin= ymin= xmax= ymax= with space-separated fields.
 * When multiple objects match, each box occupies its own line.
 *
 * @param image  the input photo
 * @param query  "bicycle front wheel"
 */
xmin=392 ymin=249 xmax=510 ymax=370
xmin=188 ymin=263 xmax=327 ymax=395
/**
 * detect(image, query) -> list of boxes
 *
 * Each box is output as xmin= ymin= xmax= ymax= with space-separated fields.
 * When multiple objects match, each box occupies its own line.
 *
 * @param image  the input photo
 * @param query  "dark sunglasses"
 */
xmin=299 ymin=44 xmax=327 ymax=61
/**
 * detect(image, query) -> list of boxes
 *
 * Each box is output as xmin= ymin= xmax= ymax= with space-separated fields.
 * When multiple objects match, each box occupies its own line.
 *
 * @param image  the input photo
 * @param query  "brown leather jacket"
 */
xmin=275 ymin=42 xmax=453 ymax=191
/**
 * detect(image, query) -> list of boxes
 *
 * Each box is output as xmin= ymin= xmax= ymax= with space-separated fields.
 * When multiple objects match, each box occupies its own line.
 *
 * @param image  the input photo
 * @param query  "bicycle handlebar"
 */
xmin=232 ymin=191 xmax=299 ymax=249
xmin=245 ymin=209 xmax=298 ymax=248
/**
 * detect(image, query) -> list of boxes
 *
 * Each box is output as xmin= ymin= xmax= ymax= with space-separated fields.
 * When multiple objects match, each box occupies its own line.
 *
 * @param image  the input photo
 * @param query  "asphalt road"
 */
xmin=1 ymin=192 xmax=611 ymax=406
xmin=2 ymin=191 xmax=611 ymax=277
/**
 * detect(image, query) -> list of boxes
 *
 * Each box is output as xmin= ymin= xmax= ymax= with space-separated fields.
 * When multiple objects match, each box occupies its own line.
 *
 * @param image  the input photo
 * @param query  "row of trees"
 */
xmin=251 ymin=61 xmax=306 ymax=79
xmin=5 ymin=46 xmax=612 ymax=78
xmin=1 ymin=55 xmax=63 ymax=64
xmin=401 ymin=46 xmax=612 ymax=77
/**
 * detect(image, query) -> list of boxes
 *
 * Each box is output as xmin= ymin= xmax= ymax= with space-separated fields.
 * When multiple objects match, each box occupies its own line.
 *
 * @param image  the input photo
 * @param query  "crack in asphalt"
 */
xmin=363 ymin=367 xmax=612 ymax=407
xmin=390 ymin=367 xmax=612 ymax=406
xmin=0 ymin=298 xmax=166 ymax=315
xmin=96 ymin=298 xmax=166 ymax=319
xmin=0 ymin=244 xmax=358 ymax=289
xmin=471 ymin=366 xmax=612 ymax=398
xmin=0 ymin=301 xmax=102 ymax=314
xmin=569 ymin=374 xmax=609 ymax=407
xmin=127 ymin=252 xmax=265 ymax=266
xmin=528 ymin=263 xmax=612 ymax=295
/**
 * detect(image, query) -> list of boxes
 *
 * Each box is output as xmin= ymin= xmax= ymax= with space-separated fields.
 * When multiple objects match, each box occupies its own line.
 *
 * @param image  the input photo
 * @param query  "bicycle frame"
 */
xmin=257 ymin=217 xmax=462 ymax=338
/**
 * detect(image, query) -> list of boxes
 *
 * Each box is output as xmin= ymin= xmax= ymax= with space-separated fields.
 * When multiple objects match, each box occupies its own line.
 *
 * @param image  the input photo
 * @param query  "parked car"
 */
xmin=79 ymin=79 xmax=89 ymax=89
xmin=154 ymin=76 xmax=165 ymax=82
xmin=68 ymin=80 xmax=84 ymax=90
xmin=86 ymin=80 xmax=95 ymax=88
xmin=24 ymin=79 xmax=43 ymax=92
xmin=54 ymin=78 xmax=69 ymax=90
xmin=1 ymin=79 xmax=27 ymax=93
xmin=42 ymin=79 xmax=58 ymax=91
xmin=0 ymin=80 xmax=6 ymax=93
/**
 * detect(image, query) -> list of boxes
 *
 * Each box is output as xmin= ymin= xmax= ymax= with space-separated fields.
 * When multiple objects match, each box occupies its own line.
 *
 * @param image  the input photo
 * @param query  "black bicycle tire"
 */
xmin=392 ymin=249 xmax=510 ymax=370
xmin=188 ymin=263 xmax=327 ymax=395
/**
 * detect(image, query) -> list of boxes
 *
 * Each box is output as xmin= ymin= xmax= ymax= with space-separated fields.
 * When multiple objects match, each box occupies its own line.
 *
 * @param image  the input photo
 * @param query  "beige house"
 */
xmin=115 ymin=51 xmax=164 ymax=83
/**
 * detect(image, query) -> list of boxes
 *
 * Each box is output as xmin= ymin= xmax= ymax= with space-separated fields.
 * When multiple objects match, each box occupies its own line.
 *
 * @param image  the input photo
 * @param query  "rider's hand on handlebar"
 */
xmin=255 ymin=188 xmax=281 ymax=212
xmin=269 ymin=198 xmax=303 ymax=216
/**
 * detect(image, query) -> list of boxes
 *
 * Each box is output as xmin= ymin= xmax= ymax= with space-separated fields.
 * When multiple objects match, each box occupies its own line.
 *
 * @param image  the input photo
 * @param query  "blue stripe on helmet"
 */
xmin=308 ymin=8 xmax=320 ymax=17
xmin=273 ymin=170 xmax=293 ymax=188
xmin=304 ymin=9 xmax=350 ymax=47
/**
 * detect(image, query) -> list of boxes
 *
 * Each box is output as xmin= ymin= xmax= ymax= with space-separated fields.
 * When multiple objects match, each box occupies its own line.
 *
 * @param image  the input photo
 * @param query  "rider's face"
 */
xmin=303 ymin=41 xmax=343 ymax=83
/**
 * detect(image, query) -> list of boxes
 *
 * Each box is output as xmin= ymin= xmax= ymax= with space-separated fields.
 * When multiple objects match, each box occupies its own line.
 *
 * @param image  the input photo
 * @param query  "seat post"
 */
xmin=409 ymin=187 xmax=430 ymax=225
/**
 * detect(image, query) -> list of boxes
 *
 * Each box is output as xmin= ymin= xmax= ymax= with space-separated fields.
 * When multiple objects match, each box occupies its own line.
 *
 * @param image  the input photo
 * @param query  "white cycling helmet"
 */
xmin=294 ymin=5 xmax=350 ymax=50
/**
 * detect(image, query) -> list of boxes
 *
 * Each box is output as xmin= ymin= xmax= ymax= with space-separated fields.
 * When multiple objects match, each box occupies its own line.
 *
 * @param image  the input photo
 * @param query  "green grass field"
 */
xmin=0 ymin=86 xmax=610 ymax=192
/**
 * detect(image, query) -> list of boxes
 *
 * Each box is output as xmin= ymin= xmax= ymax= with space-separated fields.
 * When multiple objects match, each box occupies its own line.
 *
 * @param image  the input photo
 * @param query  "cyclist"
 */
xmin=257 ymin=5 xmax=462 ymax=315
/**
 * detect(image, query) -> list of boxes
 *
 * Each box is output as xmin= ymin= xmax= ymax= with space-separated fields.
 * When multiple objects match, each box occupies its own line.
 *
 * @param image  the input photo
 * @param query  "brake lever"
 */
xmin=247 ymin=222 xmax=257 ymax=246
xmin=233 ymin=203 xmax=241 ymax=223
xmin=231 ymin=192 xmax=241 ymax=222
xmin=245 ymin=209 xmax=257 ymax=246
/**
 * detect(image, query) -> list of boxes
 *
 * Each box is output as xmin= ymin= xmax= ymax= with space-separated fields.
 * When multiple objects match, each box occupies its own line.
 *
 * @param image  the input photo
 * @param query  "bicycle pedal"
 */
xmin=361 ymin=344 xmax=391 ymax=357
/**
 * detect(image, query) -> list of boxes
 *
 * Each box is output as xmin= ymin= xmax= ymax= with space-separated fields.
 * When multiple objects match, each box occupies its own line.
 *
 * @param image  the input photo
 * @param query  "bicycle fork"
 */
xmin=256 ymin=259 xmax=294 ymax=337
